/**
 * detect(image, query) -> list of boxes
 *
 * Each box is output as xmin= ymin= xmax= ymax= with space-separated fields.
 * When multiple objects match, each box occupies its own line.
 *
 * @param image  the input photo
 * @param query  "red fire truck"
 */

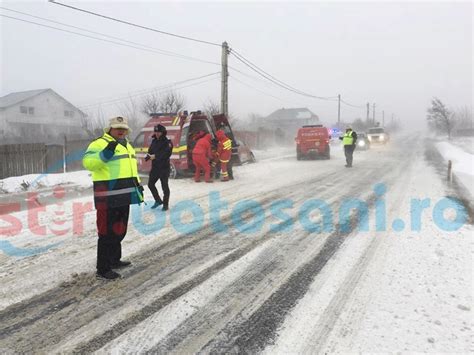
xmin=295 ymin=125 xmax=331 ymax=160
xmin=134 ymin=111 xmax=239 ymax=178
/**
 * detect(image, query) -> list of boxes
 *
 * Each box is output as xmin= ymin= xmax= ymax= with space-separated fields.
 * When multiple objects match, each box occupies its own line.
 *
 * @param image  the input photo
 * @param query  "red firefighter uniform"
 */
xmin=216 ymin=130 xmax=232 ymax=181
xmin=192 ymin=133 xmax=213 ymax=183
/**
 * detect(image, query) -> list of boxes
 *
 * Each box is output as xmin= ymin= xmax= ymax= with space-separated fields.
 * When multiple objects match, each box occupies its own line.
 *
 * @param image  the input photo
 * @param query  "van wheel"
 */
xmin=169 ymin=162 xmax=179 ymax=179
xmin=325 ymin=148 xmax=331 ymax=159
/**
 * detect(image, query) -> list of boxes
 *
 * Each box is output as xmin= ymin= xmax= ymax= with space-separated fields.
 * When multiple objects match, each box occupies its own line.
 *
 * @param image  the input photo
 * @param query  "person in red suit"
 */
xmin=215 ymin=130 xmax=233 ymax=181
xmin=192 ymin=133 xmax=213 ymax=183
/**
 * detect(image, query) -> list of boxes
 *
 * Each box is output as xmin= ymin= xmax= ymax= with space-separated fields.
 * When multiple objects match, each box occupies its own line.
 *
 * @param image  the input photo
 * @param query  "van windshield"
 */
xmin=369 ymin=128 xmax=384 ymax=134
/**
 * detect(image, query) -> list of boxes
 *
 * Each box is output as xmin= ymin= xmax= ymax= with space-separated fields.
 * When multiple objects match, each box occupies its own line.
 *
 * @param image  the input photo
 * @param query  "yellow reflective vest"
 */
xmin=83 ymin=133 xmax=143 ymax=209
xmin=342 ymin=131 xmax=355 ymax=145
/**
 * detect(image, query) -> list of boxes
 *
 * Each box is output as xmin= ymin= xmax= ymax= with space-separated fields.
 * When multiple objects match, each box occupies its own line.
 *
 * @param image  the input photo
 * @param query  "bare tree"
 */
xmin=351 ymin=118 xmax=369 ymax=132
xmin=202 ymin=99 xmax=220 ymax=116
xmin=141 ymin=92 xmax=161 ymax=116
xmin=117 ymin=95 xmax=148 ymax=139
xmin=427 ymin=97 xmax=455 ymax=139
xmin=141 ymin=90 xmax=186 ymax=116
xmin=81 ymin=106 xmax=107 ymax=138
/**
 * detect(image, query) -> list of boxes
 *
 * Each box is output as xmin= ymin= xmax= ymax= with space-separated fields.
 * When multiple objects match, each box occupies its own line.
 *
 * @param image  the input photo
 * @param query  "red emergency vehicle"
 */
xmin=295 ymin=125 xmax=331 ymax=160
xmin=134 ymin=111 xmax=238 ymax=178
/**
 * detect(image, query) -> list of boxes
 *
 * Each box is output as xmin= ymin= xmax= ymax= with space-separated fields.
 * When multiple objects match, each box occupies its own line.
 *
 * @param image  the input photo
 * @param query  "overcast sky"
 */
xmin=1 ymin=0 xmax=472 ymax=129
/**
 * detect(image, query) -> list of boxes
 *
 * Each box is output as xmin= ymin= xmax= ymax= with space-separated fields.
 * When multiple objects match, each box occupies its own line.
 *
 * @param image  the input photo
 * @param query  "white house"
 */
xmin=259 ymin=107 xmax=320 ymax=144
xmin=0 ymin=88 xmax=87 ymax=144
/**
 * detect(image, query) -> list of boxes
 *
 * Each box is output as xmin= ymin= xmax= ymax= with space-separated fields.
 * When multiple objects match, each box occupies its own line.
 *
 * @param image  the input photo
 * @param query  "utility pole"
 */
xmin=382 ymin=110 xmax=385 ymax=127
xmin=366 ymin=102 xmax=370 ymax=123
xmin=337 ymin=94 xmax=341 ymax=126
xmin=372 ymin=103 xmax=376 ymax=125
xmin=221 ymin=41 xmax=229 ymax=116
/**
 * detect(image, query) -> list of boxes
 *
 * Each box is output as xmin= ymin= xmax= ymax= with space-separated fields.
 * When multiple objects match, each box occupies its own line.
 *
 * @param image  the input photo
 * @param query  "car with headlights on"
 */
xmin=367 ymin=127 xmax=389 ymax=145
xmin=356 ymin=133 xmax=370 ymax=150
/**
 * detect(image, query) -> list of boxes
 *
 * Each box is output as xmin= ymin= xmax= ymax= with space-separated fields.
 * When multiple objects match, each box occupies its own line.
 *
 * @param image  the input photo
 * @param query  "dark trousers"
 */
xmin=344 ymin=145 xmax=355 ymax=166
xmin=148 ymin=170 xmax=170 ymax=206
xmin=228 ymin=160 xmax=234 ymax=179
xmin=96 ymin=206 xmax=130 ymax=273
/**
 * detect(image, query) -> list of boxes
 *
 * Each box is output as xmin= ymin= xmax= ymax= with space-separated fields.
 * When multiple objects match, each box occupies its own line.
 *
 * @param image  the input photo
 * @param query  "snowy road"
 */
xmin=0 ymin=137 xmax=472 ymax=353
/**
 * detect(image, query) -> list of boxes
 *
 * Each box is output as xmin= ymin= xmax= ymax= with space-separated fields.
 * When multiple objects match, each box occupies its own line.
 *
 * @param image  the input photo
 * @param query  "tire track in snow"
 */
xmin=128 ymin=168 xmax=393 ymax=352
xmin=69 ymin=170 xmax=346 ymax=353
xmin=98 ymin=172 xmax=374 ymax=353
xmin=195 ymin=144 xmax=413 ymax=353
xmin=301 ymin=143 xmax=419 ymax=353
xmin=0 ymin=170 xmax=342 ymax=352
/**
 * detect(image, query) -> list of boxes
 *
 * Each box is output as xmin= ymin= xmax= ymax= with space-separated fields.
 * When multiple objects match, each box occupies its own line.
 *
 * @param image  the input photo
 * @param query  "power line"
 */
xmin=0 ymin=12 xmax=220 ymax=66
xmin=231 ymin=60 xmax=368 ymax=110
xmin=79 ymin=73 xmax=220 ymax=109
xmin=79 ymin=72 xmax=220 ymax=110
xmin=229 ymin=64 xmax=301 ymax=93
xmin=48 ymin=0 xmax=221 ymax=47
xmin=230 ymin=73 xmax=304 ymax=106
xmin=1 ymin=8 xmax=299 ymax=98
xmin=230 ymin=49 xmax=338 ymax=101
xmin=82 ymin=77 xmax=220 ymax=111
xmin=230 ymin=49 xmax=371 ymax=108
xmin=340 ymin=98 xmax=366 ymax=109
xmin=4 ymin=4 xmax=372 ymax=112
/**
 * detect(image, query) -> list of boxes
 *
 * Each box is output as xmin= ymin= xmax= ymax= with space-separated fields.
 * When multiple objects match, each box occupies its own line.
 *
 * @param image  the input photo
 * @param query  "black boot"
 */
xmin=111 ymin=260 xmax=132 ymax=269
xmin=151 ymin=200 xmax=163 ymax=209
xmin=96 ymin=270 xmax=121 ymax=280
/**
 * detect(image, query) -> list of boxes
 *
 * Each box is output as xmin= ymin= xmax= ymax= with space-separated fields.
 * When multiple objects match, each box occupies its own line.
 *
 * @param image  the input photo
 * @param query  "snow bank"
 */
xmin=450 ymin=136 xmax=474 ymax=155
xmin=436 ymin=141 xmax=474 ymax=197
xmin=0 ymin=171 xmax=92 ymax=194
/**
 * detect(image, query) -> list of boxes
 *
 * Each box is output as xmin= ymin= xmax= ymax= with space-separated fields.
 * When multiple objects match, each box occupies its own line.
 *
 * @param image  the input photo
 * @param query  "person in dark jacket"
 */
xmin=339 ymin=127 xmax=358 ymax=167
xmin=145 ymin=124 xmax=173 ymax=211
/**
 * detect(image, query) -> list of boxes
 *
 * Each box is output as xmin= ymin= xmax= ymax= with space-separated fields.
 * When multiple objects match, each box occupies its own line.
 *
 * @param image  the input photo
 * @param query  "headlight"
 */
xmin=379 ymin=135 xmax=385 ymax=141
xmin=358 ymin=141 xmax=365 ymax=146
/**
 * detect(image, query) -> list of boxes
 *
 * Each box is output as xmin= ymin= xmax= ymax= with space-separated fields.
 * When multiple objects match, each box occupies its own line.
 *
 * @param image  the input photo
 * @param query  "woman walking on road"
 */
xmin=145 ymin=124 xmax=173 ymax=211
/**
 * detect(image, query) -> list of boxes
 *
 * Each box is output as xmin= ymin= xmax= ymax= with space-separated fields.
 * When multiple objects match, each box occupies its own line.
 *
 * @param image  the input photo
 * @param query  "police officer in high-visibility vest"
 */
xmin=339 ymin=127 xmax=358 ymax=167
xmin=83 ymin=116 xmax=144 ymax=280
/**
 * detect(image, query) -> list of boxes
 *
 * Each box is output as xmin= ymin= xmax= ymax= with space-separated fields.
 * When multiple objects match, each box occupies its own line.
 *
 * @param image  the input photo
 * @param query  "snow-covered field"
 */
xmin=450 ymin=136 xmax=474 ymax=155
xmin=0 ymin=170 xmax=91 ymax=194
xmin=436 ymin=140 xmax=474 ymax=198
xmin=0 ymin=137 xmax=472 ymax=353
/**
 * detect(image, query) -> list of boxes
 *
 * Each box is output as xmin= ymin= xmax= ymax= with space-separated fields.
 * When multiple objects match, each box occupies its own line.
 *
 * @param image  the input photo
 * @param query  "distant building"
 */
xmin=257 ymin=107 xmax=320 ymax=145
xmin=0 ymin=88 xmax=87 ymax=144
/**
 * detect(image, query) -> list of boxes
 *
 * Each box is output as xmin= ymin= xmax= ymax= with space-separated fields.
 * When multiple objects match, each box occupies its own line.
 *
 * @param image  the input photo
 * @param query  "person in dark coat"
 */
xmin=145 ymin=124 xmax=173 ymax=211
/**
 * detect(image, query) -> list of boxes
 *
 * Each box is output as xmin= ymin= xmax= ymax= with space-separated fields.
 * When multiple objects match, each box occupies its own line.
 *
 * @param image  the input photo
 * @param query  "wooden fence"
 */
xmin=0 ymin=144 xmax=47 ymax=179
xmin=0 ymin=139 xmax=89 ymax=179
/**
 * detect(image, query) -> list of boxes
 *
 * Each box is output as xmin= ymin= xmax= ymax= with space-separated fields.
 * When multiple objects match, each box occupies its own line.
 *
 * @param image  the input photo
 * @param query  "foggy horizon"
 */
xmin=1 ymin=1 xmax=472 ymax=130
